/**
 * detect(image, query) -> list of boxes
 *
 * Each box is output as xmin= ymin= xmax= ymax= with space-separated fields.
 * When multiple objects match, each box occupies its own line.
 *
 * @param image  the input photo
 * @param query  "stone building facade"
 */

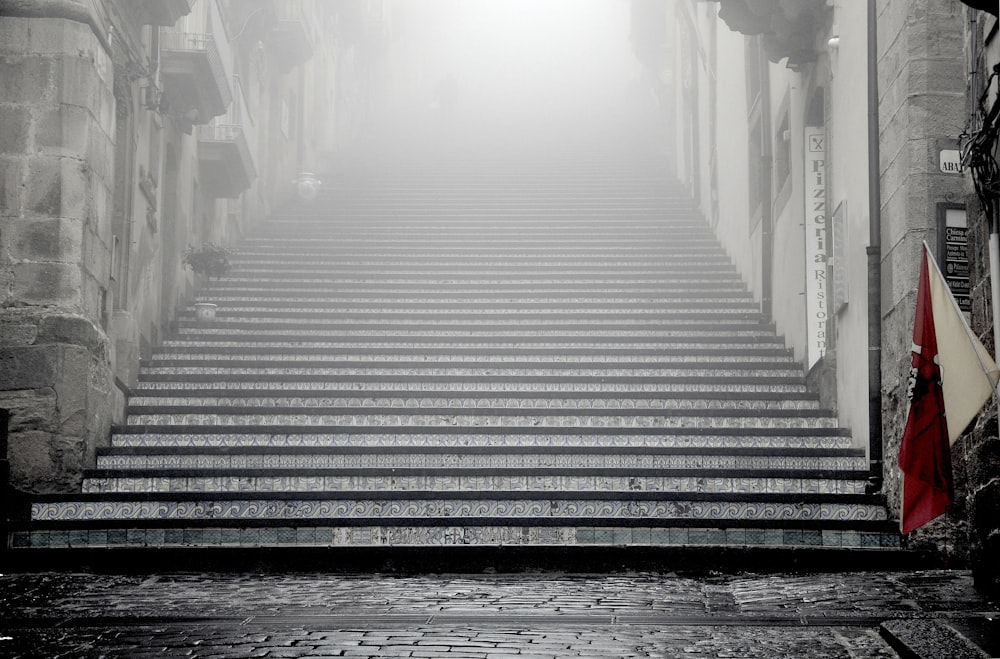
xmin=637 ymin=0 xmax=1000 ymax=596
xmin=0 ymin=0 xmax=392 ymax=495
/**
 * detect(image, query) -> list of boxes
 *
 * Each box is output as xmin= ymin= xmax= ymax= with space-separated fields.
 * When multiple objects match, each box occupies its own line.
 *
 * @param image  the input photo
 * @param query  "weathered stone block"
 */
xmin=0 ymin=106 xmax=30 ymax=155
xmin=0 ymin=346 xmax=58 ymax=389
xmin=0 ymin=388 xmax=58 ymax=434
xmin=907 ymin=58 xmax=966 ymax=96
xmin=12 ymin=261 xmax=81 ymax=307
xmin=36 ymin=313 xmax=107 ymax=354
xmin=0 ymin=57 xmax=55 ymax=105
xmin=55 ymin=55 xmax=103 ymax=113
xmin=111 ymin=309 xmax=139 ymax=387
xmin=35 ymin=105 xmax=94 ymax=158
xmin=0 ymin=311 xmax=39 ymax=346
xmin=6 ymin=430 xmax=58 ymax=493
xmin=25 ymin=156 xmax=88 ymax=220
xmin=0 ymin=157 xmax=24 ymax=217
xmin=8 ymin=217 xmax=84 ymax=263
xmin=21 ymin=13 xmax=104 ymax=58
xmin=0 ymin=16 xmax=30 ymax=54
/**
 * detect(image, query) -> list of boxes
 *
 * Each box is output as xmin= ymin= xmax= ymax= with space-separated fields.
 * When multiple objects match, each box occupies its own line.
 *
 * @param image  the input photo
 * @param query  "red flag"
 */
xmin=898 ymin=249 xmax=953 ymax=534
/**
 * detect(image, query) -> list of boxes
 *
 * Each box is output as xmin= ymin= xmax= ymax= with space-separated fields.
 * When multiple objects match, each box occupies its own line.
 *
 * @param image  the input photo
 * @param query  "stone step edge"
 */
xmin=159 ymin=336 xmax=787 ymax=345
xmin=126 ymin=390 xmax=819 ymax=402
xmin=133 ymin=374 xmax=808 ymax=385
xmin=111 ymin=424 xmax=850 ymax=437
xmin=14 ymin=517 xmax=898 ymax=536
xmin=124 ymin=405 xmax=836 ymax=418
xmin=33 ymin=490 xmax=882 ymax=504
xmin=97 ymin=446 xmax=865 ymax=457
xmin=143 ymin=357 xmax=798 ymax=367
xmin=84 ymin=467 xmax=871 ymax=480
xmin=145 ymin=350 xmax=796 ymax=360
xmin=11 ymin=524 xmax=903 ymax=557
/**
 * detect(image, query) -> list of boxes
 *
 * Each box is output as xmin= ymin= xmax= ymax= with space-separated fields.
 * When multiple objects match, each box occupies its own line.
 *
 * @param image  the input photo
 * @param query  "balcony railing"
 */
xmin=160 ymin=30 xmax=233 ymax=119
xmin=196 ymin=76 xmax=256 ymax=198
xmin=269 ymin=0 xmax=315 ymax=66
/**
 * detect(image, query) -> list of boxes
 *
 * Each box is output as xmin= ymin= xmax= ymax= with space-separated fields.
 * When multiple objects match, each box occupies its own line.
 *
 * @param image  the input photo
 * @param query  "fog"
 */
xmin=373 ymin=0 xmax=648 ymax=160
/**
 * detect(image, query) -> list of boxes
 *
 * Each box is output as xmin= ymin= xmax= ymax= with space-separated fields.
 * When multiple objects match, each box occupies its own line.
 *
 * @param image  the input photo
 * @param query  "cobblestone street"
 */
xmin=1 ymin=569 xmax=996 ymax=657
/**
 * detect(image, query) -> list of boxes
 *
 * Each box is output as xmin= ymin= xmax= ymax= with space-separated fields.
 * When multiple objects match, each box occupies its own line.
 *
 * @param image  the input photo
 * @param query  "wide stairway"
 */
xmin=13 ymin=152 xmax=900 ymax=559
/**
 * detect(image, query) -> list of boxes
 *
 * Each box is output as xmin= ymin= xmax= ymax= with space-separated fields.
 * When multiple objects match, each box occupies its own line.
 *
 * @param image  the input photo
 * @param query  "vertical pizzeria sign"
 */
xmin=804 ymin=126 xmax=828 ymax=368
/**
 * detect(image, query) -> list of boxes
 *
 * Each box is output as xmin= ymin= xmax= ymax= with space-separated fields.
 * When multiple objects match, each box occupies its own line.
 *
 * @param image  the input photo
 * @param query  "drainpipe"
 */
xmin=759 ymin=42 xmax=774 ymax=319
xmin=866 ymin=0 xmax=884 ymax=494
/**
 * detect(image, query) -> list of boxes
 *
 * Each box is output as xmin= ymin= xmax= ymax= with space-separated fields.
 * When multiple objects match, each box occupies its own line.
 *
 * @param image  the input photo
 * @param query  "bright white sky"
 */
xmin=387 ymin=0 xmax=639 ymax=149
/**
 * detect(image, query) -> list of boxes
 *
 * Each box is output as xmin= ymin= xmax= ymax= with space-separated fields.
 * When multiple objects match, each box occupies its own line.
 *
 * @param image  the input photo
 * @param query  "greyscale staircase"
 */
xmin=13 ymin=154 xmax=899 ymax=555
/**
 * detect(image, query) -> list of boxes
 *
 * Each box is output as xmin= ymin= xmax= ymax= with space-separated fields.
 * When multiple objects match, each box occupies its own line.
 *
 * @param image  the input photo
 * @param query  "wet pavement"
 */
xmin=0 ymin=569 xmax=997 ymax=657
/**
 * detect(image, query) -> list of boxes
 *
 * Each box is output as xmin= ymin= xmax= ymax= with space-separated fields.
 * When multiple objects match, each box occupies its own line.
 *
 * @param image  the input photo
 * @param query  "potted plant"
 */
xmin=183 ymin=243 xmax=236 ymax=321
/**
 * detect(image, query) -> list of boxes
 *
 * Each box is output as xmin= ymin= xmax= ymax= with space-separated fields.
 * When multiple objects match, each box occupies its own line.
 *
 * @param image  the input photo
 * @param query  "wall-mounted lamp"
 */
xmin=827 ymin=26 xmax=840 ymax=49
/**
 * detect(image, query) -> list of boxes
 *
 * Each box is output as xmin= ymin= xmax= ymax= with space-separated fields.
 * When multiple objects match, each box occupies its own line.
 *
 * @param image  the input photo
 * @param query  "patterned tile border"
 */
xmin=95 ymin=454 xmax=866 ymax=471
xmin=82 ymin=475 xmax=866 ymax=496
xmin=110 ymin=432 xmax=854 ymax=450
xmin=124 ymin=413 xmax=841 ymax=429
xmin=31 ymin=499 xmax=888 ymax=522
xmin=127 ymin=396 xmax=821 ymax=412
xmin=12 ymin=525 xmax=901 ymax=549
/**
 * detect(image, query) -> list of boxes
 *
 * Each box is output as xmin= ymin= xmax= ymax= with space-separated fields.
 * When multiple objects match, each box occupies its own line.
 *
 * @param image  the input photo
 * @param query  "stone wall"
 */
xmin=0 ymin=4 xmax=116 ymax=493
xmin=961 ymin=10 xmax=1000 ymax=602
xmin=877 ymin=0 xmax=977 ymax=559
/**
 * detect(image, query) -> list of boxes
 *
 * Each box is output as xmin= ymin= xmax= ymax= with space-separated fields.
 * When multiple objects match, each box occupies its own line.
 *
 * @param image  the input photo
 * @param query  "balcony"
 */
xmin=160 ymin=31 xmax=233 ymax=122
xmin=134 ymin=0 xmax=193 ymax=26
xmin=268 ymin=0 xmax=316 ymax=68
xmin=197 ymin=79 xmax=256 ymax=198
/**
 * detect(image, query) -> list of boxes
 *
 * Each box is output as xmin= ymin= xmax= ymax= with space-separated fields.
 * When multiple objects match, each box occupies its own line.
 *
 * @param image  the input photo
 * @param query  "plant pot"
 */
xmin=194 ymin=302 xmax=218 ymax=321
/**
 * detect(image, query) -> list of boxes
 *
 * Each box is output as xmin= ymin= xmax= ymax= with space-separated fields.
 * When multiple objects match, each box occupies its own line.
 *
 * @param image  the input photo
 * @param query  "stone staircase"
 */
xmin=11 ymin=153 xmax=899 ymax=555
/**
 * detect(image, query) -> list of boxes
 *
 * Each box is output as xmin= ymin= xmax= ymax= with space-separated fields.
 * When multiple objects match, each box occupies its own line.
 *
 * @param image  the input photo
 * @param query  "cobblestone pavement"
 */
xmin=0 ymin=570 xmax=995 ymax=657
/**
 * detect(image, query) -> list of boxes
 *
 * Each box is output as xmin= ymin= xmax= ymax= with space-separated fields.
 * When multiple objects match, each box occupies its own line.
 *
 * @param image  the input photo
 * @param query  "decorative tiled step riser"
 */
xmin=236 ymin=239 xmax=720 ymax=248
xmin=31 ymin=499 xmax=887 ymax=523
xmin=123 ymin=412 xmax=840 ymax=429
xmin=126 ymin=397 xmax=821 ymax=412
xmin=229 ymin=252 xmax=731 ymax=263
xmin=209 ymin=277 xmax=747 ymax=286
xmin=96 ymin=454 xmax=864 ymax=471
xmin=12 ymin=526 xmax=901 ymax=549
xmin=177 ymin=326 xmax=773 ymax=338
xmin=184 ymin=301 xmax=758 ymax=311
xmin=233 ymin=240 xmax=725 ymax=249
xmin=230 ymin=266 xmax=741 ymax=277
xmin=140 ymin=368 xmax=806 ymax=380
xmin=255 ymin=222 xmax=709 ymax=234
xmin=262 ymin=210 xmax=695 ymax=219
xmin=169 ymin=338 xmax=779 ymax=350
xmin=109 ymin=432 xmax=854 ymax=450
xmin=82 ymin=475 xmax=867 ymax=495
xmin=230 ymin=262 xmax=740 ymax=272
xmin=146 ymin=351 xmax=795 ymax=363
xmin=155 ymin=349 xmax=793 ymax=361
xmin=179 ymin=318 xmax=767 ymax=330
xmin=132 ymin=382 xmax=810 ymax=395
xmin=195 ymin=290 xmax=753 ymax=302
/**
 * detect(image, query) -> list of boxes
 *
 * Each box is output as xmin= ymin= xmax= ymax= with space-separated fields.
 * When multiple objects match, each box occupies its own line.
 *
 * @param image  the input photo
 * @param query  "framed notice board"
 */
xmin=936 ymin=203 xmax=970 ymax=316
